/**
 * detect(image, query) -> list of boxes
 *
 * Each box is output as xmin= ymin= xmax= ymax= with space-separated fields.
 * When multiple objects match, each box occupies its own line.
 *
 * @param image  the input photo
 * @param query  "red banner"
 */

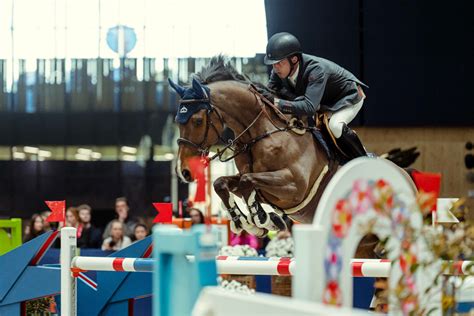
xmin=189 ymin=157 xmax=207 ymax=202
xmin=412 ymin=171 xmax=441 ymax=211
xmin=152 ymin=203 xmax=173 ymax=223
xmin=45 ymin=200 xmax=66 ymax=223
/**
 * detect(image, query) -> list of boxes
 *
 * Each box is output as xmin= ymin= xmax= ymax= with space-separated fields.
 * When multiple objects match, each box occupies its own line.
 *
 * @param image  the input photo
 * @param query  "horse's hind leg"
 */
xmin=213 ymin=175 xmax=268 ymax=237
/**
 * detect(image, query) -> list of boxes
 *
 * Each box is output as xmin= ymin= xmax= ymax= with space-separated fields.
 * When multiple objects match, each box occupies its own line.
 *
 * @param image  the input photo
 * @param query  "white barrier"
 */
xmin=69 ymin=253 xmax=473 ymax=277
xmin=193 ymin=287 xmax=378 ymax=316
xmin=292 ymin=157 xmax=450 ymax=314
xmin=60 ymin=227 xmax=76 ymax=316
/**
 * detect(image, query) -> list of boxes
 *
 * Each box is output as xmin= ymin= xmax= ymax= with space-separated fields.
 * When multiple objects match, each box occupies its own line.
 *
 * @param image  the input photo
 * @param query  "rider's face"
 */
xmin=272 ymin=59 xmax=291 ymax=79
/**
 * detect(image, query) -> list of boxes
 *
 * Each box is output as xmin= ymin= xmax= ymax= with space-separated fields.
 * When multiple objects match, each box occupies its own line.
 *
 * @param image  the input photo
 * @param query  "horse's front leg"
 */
xmin=213 ymin=175 xmax=268 ymax=237
xmin=239 ymin=168 xmax=300 ymax=232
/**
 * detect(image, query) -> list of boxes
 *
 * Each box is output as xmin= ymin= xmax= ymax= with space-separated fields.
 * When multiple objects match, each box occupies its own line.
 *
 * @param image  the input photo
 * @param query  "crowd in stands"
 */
xmin=22 ymin=199 xmax=294 ymax=253
xmin=23 ymin=197 xmax=151 ymax=251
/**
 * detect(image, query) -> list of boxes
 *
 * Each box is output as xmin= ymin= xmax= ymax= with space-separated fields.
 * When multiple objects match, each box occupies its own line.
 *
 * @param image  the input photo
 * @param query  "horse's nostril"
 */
xmin=182 ymin=169 xmax=192 ymax=181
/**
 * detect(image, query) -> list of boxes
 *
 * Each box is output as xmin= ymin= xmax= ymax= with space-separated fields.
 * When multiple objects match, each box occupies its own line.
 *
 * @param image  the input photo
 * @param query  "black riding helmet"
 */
xmin=264 ymin=32 xmax=302 ymax=65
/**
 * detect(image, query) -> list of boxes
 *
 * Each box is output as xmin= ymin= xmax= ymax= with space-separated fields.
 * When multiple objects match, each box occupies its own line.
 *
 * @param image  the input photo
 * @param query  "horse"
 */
xmin=169 ymin=58 xmax=424 ymax=310
xmin=169 ymin=56 xmax=340 ymax=238
xmin=171 ymin=57 xmax=415 ymax=238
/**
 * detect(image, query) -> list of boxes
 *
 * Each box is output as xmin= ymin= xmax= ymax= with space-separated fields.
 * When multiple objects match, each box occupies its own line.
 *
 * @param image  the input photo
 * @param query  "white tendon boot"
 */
xmin=246 ymin=191 xmax=286 ymax=232
xmin=223 ymin=195 xmax=267 ymax=237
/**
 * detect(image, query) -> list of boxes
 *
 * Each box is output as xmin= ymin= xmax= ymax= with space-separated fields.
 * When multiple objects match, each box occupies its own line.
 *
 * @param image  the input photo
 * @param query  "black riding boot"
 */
xmin=338 ymin=124 xmax=367 ymax=159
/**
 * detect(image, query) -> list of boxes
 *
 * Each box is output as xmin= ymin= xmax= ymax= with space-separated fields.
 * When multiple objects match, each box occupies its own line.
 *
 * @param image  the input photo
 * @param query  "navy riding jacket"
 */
xmin=268 ymin=54 xmax=368 ymax=115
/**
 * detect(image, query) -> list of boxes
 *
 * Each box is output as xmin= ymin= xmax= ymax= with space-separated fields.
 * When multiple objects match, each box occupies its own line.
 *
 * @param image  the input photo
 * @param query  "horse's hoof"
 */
xmin=229 ymin=220 xmax=243 ymax=235
xmin=269 ymin=212 xmax=288 ymax=231
xmin=253 ymin=211 xmax=270 ymax=228
xmin=254 ymin=227 xmax=269 ymax=238
xmin=239 ymin=218 xmax=267 ymax=237
xmin=243 ymin=224 xmax=268 ymax=238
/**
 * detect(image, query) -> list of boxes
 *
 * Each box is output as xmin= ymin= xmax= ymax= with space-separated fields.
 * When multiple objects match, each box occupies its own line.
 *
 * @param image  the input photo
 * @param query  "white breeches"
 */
xmin=328 ymin=99 xmax=364 ymax=138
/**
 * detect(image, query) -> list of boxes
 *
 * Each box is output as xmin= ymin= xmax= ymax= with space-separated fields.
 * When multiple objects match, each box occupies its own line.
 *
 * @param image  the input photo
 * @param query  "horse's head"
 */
xmin=169 ymin=77 xmax=224 ymax=182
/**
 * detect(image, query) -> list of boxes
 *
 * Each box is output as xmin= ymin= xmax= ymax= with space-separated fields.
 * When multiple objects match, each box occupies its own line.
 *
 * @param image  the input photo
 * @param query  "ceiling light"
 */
xmin=24 ymin=146 xmax=39 ymax=154
xmin=164 ymin=153 xmax=175 ymax=160
xmin=75 ymin=153 xmax=91 ymax=161
xmin=122 ymin=155 xmax=137 ymax=161
xmin=91 ymin=152 xmax=102 ymax=159
xmin=78 ymin=148 xmax=92 ymax=155
xmin=121 ymin=146 xmax=137 ymax=154
xmin=38 ymin=150 xmax=52 ymax=157
xmin=13 ymin=152 xmax=26 ymax=159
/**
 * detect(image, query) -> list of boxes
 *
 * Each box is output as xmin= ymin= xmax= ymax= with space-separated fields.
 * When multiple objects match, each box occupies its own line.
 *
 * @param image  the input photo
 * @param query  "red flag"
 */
xmin=45 ymin=200 xmax=66 ymax=223
xmin=153 ymin=203 xmax=173 ymax=223
xmin=412 ymin=171 xmax=441 ymax=211
xmin=189 ymin=157 xmax=207 ymax=202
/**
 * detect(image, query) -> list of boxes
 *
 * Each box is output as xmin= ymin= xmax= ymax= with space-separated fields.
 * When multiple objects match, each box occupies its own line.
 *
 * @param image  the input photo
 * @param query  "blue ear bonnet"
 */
xmin=175 ymin=86 xmax=211 ymax=124
xmin=168 ymin=78 xmax=212 ymax=124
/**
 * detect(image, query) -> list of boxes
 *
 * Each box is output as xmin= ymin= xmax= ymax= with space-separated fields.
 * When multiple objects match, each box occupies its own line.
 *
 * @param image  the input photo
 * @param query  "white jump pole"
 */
xmin=70 ymin=255 xmax=295 ymax=275
xmin=60 ymin=227 xmax=77 ymax=316
xmin=70 ymin=255 xmax=473 ymax=277
xmin=71 ymin=256 xmax=155 ymax=272
xmin=216 ymin=257 xmax=295 ymax=276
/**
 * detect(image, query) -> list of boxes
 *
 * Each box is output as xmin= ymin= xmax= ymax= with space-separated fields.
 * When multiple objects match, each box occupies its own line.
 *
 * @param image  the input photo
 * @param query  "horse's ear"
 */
xmin=192 ymin=77 xmax=207 ymax=99
xmin=168 ymin=78 xmax=185 ymax=97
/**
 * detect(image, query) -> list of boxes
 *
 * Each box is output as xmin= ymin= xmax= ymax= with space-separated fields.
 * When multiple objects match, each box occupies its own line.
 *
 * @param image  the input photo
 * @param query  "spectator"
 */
xmin=40 ymin=210 xmax=52 ymax=231
xmin=133 ymin=223 xmax=148 ymax=242
xmin=65 ymin=206 xmax=84 ymax=240
xmin=188 ymin=207 xmax=205 ymax=225
xmin=102 ymin=220 xmax=132 ymax=251
xmin=24 ymin=214 xmax=47 ymax=242
xmin=77 ymin=204 xmax=102 ymax=248
xmin=103 ymin=197 xmax=136 ymax=239
xmin=66 ymin=207 xmax=80 ymax=228
xmin=230 ymin=230 xmax=259 ymax=249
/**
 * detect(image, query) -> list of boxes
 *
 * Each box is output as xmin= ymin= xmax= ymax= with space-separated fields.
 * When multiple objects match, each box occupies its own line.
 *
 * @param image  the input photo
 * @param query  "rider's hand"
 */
xmin=278 ymin=87 xmax=297 ymax=100
xmin=257 ymin=87 xmax=275 ymax=103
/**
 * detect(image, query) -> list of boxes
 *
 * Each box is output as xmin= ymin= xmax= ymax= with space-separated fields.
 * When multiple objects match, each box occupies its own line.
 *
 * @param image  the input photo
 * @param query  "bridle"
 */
xmin=177 ymin=84 xmax=311 ymax=164
xmin=176 ymin=97 xmax=227 ymax=159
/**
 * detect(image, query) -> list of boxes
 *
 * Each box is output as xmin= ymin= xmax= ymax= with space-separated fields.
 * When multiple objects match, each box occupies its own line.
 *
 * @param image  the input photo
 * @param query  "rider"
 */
xmin=261 ymin=32 xmax=368 ymax=159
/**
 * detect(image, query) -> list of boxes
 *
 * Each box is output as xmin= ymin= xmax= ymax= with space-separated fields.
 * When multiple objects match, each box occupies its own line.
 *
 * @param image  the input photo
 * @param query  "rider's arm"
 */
xmin=275 ymin=67 xmax=327 ymax=116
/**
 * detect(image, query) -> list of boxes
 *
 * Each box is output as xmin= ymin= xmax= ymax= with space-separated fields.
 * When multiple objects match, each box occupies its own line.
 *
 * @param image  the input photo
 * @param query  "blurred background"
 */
xmin=0 ymin=0 xmax=472 ymax=224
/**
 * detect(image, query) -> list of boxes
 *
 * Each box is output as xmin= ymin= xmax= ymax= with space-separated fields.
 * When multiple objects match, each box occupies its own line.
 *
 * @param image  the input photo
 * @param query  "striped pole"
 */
xmin=350 ymin=259 xmax=474 ymax=277
xmin=71 ymin=256 xmax=295 ymax=275
xmin=351 ymin=259 xmax=391 ymax=277
xmin=216 ymin=256 xmax=295 ymax=276
xmin=70 ymin=256 xmax=473 ymax=277
xmin=72 ymin=256 xmax=154 ymax=272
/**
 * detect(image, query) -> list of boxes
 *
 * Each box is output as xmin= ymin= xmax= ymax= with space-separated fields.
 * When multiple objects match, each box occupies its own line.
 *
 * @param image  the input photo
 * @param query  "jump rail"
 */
xmin=70 ymin=254 xmax=473 ymax=278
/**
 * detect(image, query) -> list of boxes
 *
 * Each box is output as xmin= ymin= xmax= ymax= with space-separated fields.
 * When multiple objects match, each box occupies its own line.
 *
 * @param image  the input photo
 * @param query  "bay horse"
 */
xmin=170 ymin=57 xmax=422 ymax=307
xmin=170 ymin=56 xmax=340 ymax=237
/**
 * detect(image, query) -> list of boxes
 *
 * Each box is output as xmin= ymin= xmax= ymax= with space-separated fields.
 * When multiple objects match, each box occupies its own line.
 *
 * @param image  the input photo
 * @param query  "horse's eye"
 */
xmin=194 ymin=118 xmax=203 ymax=126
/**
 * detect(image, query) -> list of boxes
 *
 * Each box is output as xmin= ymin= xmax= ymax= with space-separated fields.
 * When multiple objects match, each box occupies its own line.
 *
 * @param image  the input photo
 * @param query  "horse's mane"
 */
xmin=194 ymin=55 xmax=247 ymax=84
xmin=194 ymin=55 xmax=269 ymax=91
